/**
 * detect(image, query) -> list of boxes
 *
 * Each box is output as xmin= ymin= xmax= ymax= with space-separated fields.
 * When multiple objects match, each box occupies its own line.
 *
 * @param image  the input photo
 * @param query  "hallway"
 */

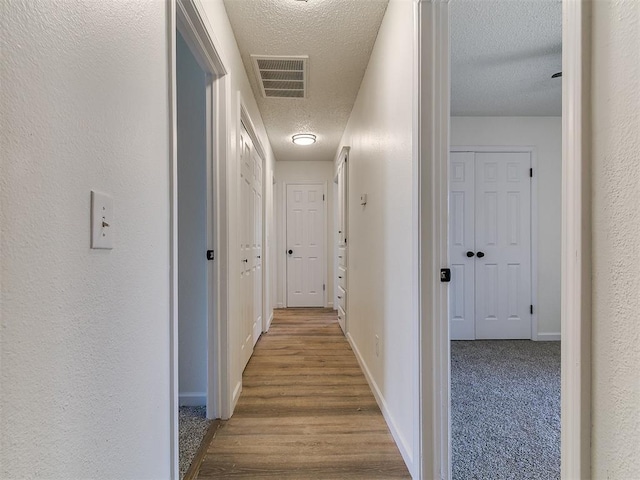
xmin=196 ymin=308 xmax=410 ymax=479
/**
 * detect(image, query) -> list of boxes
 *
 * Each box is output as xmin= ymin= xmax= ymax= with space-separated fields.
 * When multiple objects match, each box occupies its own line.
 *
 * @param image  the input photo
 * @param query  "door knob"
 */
xmin=243 ymin=258 xmax=248 ymax=263
xmin=288 ymin=249 xmax=293 ymax=255
xmin=257 ymin=255 xmax=261 ymax=259
xmin=476 ymin=251 xmax=485 ymax=258
xmin=466 ymin=251 xmax=475 ymax=257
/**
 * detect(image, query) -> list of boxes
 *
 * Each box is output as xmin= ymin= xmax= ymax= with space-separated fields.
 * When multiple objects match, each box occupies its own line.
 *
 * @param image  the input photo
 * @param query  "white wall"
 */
xmin=197 ymin=0 xmax=276 ymax=407
xmin=451 ymin=117 xmax=562 ymax=338
xmin=337 ymin=0 xmax=416 ymax=474
xmin=0 ymin=1 xmax=171 ymax=478
xmin=177 ymin=31 xmax=208 ymax=406
xmin=591 ymin=1 xmax=640 ymax=477
xmin=275 ymin=161 xmax=335 ymax=308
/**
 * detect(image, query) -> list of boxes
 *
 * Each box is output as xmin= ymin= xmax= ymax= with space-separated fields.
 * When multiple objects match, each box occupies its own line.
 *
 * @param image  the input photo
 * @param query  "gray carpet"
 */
xmin=179 ymin=406 xmax=212 ymax=479
xmin=451 ymin=341 xmax=560 ymax=480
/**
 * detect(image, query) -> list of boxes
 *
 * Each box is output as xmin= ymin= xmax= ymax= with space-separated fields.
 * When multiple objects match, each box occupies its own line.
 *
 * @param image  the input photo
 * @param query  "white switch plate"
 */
xmin=91 ymin=190 xmax=114 ymax=249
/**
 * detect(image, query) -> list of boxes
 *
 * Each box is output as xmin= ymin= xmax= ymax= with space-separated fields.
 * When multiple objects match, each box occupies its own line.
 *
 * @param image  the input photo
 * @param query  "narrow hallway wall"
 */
xmin=337 ymin=0 xmax=417 ymax=474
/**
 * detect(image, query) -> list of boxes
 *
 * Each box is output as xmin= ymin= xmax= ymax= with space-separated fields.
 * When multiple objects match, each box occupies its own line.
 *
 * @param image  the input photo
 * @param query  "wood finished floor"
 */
xmin=197 ymin=308 xmax=411 ymax=479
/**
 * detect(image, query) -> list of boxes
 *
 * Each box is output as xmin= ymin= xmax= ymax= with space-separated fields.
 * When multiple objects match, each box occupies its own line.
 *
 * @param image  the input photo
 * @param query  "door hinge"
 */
xmin=323 ymin=284 xmax=325 ymax=291
xmin=530 ymin=304 xmax=534 ymax=315
xmin=206 ymin=250 xmax=215 ymax=261
xmin=530 ymin=168 xmax=533 ymax=177
xmin=345 ymin=237 xmax=347 ymax=244
xmin=323 ymin=194 xmax=325 ymax=201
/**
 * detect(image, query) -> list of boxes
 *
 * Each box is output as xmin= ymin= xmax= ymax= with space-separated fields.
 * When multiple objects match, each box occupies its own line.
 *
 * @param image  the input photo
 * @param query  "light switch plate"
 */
xmin=91 ymin=190 xmax=114 ymax=249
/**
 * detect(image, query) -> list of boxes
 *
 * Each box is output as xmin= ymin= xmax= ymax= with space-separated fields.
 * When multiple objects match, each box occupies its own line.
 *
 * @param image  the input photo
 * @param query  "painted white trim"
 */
xmin=282 ymin=181 xmax=329 ymax=308
xmin=167 ymin=3 xmax=178 ymax=478
xmin=537 ymin=333 xmax=561 ymax=342
xmin=561 ymin=0 xmax=591 ymax=477
xmin=179 ymin=392 xmax=207 ymax=406
xmin=450 ymin=145 xmax=538 ymax=341
xmin=346 ymin=333 xmax=413 ymax=472
xmin=417 ymin=1 xmax=451 ymax=479
xmin=266 ymin=311 xmax=274 ymax=331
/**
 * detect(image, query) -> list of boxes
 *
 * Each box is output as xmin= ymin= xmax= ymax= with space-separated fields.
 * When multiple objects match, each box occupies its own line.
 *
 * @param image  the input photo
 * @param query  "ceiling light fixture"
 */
xmin=292 ymin=134 xmax=316 ymax=146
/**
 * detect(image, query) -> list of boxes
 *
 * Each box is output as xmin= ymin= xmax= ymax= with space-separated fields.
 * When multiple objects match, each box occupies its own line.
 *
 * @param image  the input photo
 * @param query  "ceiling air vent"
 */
xmin=251 ymin=55 xmax=308 ymax=99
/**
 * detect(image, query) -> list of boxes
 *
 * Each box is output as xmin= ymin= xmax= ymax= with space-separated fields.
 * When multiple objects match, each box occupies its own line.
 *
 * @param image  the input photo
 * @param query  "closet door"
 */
xmin=449 ymin=152 xmax=476 ymax=340
xmin=474 ymin=152 xmax=531 ymax=339
xmin=449 ymin=151 xmax=532 ymax=340
xmin=239 ymin=127 xmax=254 ymax=369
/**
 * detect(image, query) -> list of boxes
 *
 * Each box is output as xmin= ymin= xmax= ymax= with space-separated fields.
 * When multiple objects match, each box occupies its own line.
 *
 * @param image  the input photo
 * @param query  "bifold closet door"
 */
xmin=449 ymin=151 xmax=532 ymax=340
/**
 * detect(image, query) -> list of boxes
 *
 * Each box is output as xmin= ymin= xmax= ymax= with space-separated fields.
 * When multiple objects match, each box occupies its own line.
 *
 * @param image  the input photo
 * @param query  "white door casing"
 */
xmin=286 ymin=184 xmax=326 ymax=307
xmin=449 ymin=150 xmax=532 ymax=340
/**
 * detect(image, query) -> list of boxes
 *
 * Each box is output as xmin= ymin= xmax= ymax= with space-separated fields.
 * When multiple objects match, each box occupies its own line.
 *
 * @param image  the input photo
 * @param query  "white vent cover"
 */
xmin=251 ymin=55 xmax=308 ymax=99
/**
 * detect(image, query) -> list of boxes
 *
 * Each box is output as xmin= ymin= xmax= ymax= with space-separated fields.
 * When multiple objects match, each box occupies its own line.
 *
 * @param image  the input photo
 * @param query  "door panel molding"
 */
xmin=284 ymin=182 xmax=327 ymax=307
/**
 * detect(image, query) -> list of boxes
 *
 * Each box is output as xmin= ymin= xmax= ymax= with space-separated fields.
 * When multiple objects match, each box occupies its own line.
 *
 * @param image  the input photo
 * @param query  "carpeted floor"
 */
xmin=451 ymin=340 xmax=561 ymax=480
xmin=179 ymin=406 xmax=212 ymax=479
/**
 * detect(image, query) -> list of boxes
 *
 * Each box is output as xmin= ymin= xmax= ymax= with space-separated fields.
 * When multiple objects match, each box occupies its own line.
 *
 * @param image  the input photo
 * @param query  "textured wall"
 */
xmin=0 ymin=1 xmax=171 ymax=478
xmin=451 ymin=117 xmax=562 ymax=338
xmin=177 ymin=32 xmax=208 ymax=405
xmin=591 ymin=0 xmax=640 ymax=477
xmin=274 ymin=161 xmax=335 ymax=308
xmin=338 ymin=0 xmax=416 ymax=474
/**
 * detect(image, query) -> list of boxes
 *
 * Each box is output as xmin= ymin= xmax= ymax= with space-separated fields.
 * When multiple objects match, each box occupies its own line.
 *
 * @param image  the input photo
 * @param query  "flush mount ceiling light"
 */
xmin=292 ymin=134 xmax=316 ymax=146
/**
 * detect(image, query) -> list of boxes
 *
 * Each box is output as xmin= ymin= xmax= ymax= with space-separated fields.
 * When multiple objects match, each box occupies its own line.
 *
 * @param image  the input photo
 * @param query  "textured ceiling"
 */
xmin=224 ymin=0 xmax=562 ymax=163
xmin=223 ymin=0 xmax=389 ymax=162
xmin=451 ymin=0 xmax=562 ymax=116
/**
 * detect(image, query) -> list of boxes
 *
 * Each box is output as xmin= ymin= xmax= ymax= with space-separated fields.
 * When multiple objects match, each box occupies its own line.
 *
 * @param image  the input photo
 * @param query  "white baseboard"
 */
xmin=231 ymin=380 xmax=242 ymax=413
xmin=346 ymin=333 xmax=414 ymax=475
xmin=277 ymin=302 xmax=284 ymax=309
xmin=327 ymin=301 xmax=334 ymax=308
xmin=179 ymin=392 xmax=206 ymax=406
xmin=266 ymin=311 xmax=274 ymax=331
xmin=536 ymin=332 xmax=561 ymax=341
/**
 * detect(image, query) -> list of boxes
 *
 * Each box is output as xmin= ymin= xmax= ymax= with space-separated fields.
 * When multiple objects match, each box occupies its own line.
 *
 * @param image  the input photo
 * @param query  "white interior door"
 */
xmin=252 ymin=148 xmax=263 ymax=345
xmin=449 ymin=151 xmax=532 ymax=340
xmin=286 ymin=184 xmax=325 ymax=307
xmin=239 ymin=127 xmax=254 ymax=368
xmin=475 ymin=152 xmax=531 ymax=339
xmin=449 ymin=152 xmax=476 ymax=340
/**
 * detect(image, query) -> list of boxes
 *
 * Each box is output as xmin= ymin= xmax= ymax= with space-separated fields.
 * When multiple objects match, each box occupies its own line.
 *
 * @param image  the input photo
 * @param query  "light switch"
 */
xmin=91 ymin=190 xmax=114 ymax=249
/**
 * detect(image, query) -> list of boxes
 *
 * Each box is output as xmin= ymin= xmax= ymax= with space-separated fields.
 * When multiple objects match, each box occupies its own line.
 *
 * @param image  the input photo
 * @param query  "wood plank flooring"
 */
xmin=197 ymin=308 xmax=411 ymax=479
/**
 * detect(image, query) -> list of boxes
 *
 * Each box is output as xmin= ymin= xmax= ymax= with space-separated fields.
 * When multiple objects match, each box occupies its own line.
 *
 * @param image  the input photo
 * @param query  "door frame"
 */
xmin=450 ymin=146 xmax=538 ymax=341
xmin=283 ymin=181 xmax=328 ymax=308
xmin=417 ymin=0 xmax=590 ymax=479
xmin=170 ymin=0 xmax=231 ymax=477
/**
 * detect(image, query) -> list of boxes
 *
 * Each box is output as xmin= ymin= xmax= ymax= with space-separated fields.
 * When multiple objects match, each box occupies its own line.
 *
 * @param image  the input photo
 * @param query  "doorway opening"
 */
xmin=447 ymin=2 xmax=562 ymax=478
xmin=418 ymin=0 xmax=589 ymax=478
xmin=170 ymin=0 xmax=232 ymax=477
